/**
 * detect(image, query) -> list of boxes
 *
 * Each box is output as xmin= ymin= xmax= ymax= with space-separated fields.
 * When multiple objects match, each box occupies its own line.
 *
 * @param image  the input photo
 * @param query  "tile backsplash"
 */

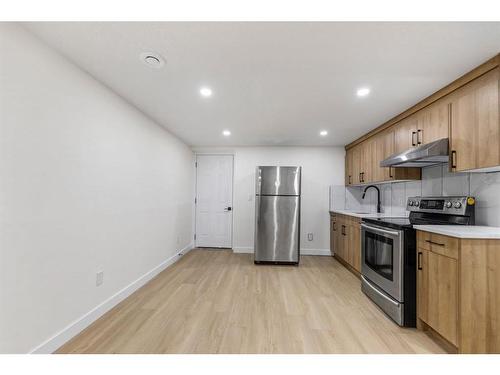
xmin=330 ymin=163 xmax=500 ymax=226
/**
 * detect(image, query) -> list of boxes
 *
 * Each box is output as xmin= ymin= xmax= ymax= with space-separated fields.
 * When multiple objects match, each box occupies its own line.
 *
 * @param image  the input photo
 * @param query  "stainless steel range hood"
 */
xmin=380 ymin=138 xmax=449 ymax=168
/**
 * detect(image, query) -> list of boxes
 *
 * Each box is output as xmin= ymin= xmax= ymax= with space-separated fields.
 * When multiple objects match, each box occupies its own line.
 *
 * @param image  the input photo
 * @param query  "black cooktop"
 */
xmin=362 ymin=217 xmax=413 ymax=230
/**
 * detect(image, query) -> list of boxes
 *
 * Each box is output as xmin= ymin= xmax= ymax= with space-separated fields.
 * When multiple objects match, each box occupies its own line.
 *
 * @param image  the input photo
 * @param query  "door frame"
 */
xmin=194 ymin=153 xmax=235 ymax=249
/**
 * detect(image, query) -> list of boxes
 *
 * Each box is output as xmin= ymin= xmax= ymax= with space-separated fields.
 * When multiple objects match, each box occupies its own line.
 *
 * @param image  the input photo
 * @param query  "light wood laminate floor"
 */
xmin=57 ymin=249 xmax=446 ymax=354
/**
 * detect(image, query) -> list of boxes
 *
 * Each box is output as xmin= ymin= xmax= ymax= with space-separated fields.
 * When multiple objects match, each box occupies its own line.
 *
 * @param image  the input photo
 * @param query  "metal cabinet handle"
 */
xmin=425 ymin=239 xmax=445 ymax=247
xmin=417 ymin=252 xmax=423 ymax=270
xmin=348 ymin=175 xmax=352 ymax=185
xmin=417 ymin=129 xmax=422 ymax=145
xmin=389 ymin=167 xmax=393 ymax=179
xmin=341 ymin=225 xmax=346 ymax=236
xmin=411 ymin=131 xmax=417 ymax=146
xmin=451 ymin=150 xmax=457 ymax=169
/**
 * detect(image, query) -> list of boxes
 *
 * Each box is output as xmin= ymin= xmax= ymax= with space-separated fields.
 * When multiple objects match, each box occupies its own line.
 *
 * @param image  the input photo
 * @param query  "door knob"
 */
xmin=224 ymin=207 xmax=232 ymax=211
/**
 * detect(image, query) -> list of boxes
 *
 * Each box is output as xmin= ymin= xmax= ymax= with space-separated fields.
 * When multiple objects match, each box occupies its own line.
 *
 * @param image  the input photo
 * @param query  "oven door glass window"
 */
xmin=364 ymin=231 xmax=394 ymax=281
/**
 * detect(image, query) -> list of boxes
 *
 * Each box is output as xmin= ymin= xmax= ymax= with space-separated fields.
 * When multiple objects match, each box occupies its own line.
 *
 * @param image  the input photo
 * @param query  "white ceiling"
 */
xmin=24 ymin=22 xmax=500 ymax=147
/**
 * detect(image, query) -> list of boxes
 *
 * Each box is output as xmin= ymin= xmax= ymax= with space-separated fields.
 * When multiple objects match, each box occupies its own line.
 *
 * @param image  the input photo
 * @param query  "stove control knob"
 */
xmin=445 ymin=201 xmax=452 ymax=208
xmin=414 ymin=201 xmax=419 ymax=207
xmin=454 ymin=201 xmax=462 ymax=209
xmin=408 ymin=201 xmax=414 ymax=206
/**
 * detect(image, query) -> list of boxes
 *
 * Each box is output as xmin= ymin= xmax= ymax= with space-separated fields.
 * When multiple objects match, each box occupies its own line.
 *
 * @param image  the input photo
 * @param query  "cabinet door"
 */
xmin=394 ymin=115 xmax=418 ymax=153
xmin=427 ymin=251 xmax=459 ymax=346
xmin=417 ymin=248 xmax=429 ymax=324
xmin=418 ymin=100 xmax=450 ymax=145
xmin=360 ymin=139 xmax=375 ymax=183
xmin=450 ymin=68 xmax=500 ymax=172
xmin=345 ymin=149 xmax=353 ymax=186
xmin=383 ymin=130 xmax=395 ymax=181
xmin=373 ymin=133 xmax=387 ymax=183
xmin=475 ymin=69 xmax=500 ymax=169
xmin=345 ymin=223 xmax=354 ymax=266
xmin=334 ymin=217 xmax=343 ymax=260
xmin=351 ymin=145 xmax=362 ymax=185
xmin=349 ymin=221 xmax=361 ymax=272
xmin=338 ymin=219 xmax=348 ymax=262
xmin=330 ymin=218 xmax=336 ymax=256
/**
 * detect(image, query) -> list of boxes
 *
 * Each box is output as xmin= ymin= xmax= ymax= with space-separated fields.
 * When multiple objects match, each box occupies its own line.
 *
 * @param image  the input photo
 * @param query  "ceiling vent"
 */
xmin=140 ymin=52 xmax=165 ymax=69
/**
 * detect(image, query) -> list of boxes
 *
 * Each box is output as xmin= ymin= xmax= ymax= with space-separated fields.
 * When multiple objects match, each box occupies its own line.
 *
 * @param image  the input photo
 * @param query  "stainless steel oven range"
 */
xmin=360 ymin=196 xmax=475 ymax=327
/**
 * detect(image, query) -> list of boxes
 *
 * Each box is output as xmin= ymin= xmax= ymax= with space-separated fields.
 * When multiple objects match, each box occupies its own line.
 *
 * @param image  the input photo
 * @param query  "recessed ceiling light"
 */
xmin=357 ymin=87 xmax=371 ymax=97
xmin=222 ymin=130 xmax=231 ymax=136
xmin=200 ymin=87 xmax=213 ymax=97
xmin=320 ymin=130 xmax=328 ymax=136
xmin=140 ymin=52 xmax=165 ymax=69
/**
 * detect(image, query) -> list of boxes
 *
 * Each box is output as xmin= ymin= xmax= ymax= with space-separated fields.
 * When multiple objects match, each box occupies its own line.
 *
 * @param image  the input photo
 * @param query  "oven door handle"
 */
xmin=361 ymin=275 xmax=400 ymax=307
xmin=361 ymin=223 xmax=400 ymax=237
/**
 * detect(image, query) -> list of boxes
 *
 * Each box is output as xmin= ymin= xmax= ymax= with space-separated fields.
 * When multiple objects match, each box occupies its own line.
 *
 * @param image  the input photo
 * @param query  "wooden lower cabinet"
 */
xmin=329 ymin=213 xmax=361 ymax=274
xmin=330 ymin=215 xmax=336 ymax=256
xmin=348 ymin=218 xmax=361 ymax=273
xmin=417 ymin=247 xmax=458 ymax=346
xmin=416 ymin=231 xmax=500 ymax=353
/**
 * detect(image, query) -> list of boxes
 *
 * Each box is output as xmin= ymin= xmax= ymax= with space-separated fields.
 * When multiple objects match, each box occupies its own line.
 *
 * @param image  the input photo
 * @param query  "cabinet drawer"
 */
xmin=350 ymin=216 xmax=362 ymax=226
xmin=417 ymin=231 xmax=431 ymax=250
xmin=417 ymin=231 xmax=458 ymax=259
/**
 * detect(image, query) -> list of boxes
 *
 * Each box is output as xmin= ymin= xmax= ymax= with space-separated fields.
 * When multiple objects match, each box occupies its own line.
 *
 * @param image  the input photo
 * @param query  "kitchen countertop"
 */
xmin=414 ymin=225 xmax=500 ymax=239
xmin=329 ymin=209 xmax=408 ymax=219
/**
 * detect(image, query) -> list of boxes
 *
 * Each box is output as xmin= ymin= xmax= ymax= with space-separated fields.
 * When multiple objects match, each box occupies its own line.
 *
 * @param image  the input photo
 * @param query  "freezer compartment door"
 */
xmin=256 ymin=166 xmax=301 ymax=196
xmin=254 ymin=195 xmax=300 ymax=262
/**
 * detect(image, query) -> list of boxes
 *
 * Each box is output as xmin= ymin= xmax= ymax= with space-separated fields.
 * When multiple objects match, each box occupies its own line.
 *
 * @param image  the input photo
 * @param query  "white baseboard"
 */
xmin=30 ymin=243 xmax=194 ymax=354
xmin=300 ymin=249 xmax=331 ymax=256
xmin=232 ymin=247 xmax=254 ymax=254
xmin=232 ymin=247 xmax=330 ymax=256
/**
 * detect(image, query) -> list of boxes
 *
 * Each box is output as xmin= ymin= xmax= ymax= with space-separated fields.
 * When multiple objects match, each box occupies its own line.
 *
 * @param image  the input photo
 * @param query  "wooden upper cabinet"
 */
xmin=450 ymin=68 xmax=500 ymax=172
xmin=373 ymin=130 xmax=393 ymax=182
xmin=348 ymin=129 xmax=421 ymax=185
xmin=418 ymin=99 xmax=450 ymax=145
xmin=393 ymin=100 xmax=449 ymax=152
xmin=345 ymin=148 xmax=353 ymax=186
xmin=345 ymin=56 xmax=500 ymax=182
xmin=351 ymin=145 xmax=362 ymax=184
xmin=394 ymin=115 xmax=418 ymax=153
xmin=360 ymin=137 xmax=375 ymax=183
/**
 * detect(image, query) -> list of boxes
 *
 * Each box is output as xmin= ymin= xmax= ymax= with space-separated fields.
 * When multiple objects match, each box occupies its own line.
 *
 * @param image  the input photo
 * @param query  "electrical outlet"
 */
xmin=96 ymin=271 xmax=104 ymax=287
xmin=307 ymin=233 xmax=313 ymax=241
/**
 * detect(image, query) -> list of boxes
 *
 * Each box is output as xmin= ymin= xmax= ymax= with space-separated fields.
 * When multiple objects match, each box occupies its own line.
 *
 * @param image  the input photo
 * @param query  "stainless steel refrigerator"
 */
xmin=254 ymin=166 xmax=301 ymax=265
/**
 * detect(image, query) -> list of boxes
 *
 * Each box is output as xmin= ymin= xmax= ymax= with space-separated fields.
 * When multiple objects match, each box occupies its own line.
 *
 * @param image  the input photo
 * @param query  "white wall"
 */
xmin=0 ymin=24 xmax=194 ymax=353
xmin=193 ymin=147 xmax=345 ymax=254
xmin=333 ymin=164 xmax=500 ymax=226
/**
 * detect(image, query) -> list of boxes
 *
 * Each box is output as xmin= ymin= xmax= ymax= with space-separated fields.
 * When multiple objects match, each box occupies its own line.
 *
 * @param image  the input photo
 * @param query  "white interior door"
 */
xmin=195 ymin=155 xmax=233 ymax=248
